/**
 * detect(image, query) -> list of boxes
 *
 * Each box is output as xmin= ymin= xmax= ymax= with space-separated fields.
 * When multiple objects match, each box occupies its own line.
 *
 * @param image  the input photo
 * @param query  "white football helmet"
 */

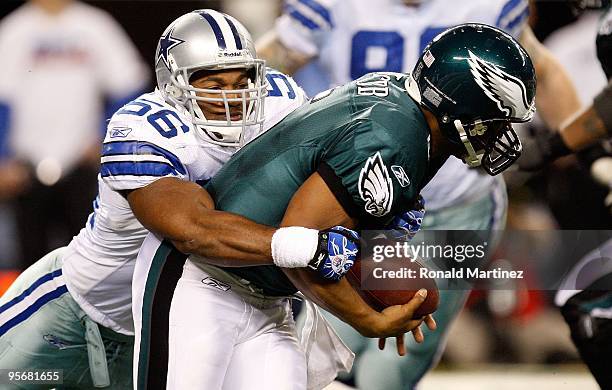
xmin=155 ymin=10 xmax=267 ymax=146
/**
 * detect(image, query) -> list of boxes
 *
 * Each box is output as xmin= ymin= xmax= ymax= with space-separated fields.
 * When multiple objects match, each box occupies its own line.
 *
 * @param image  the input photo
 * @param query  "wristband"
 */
xmin=271 ymin=227 xmax=319 ymax=268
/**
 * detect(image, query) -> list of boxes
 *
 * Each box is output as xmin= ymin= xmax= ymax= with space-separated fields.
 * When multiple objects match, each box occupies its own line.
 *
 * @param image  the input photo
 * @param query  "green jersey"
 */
xmin=207 ymin=72 xmax=432 ymax=295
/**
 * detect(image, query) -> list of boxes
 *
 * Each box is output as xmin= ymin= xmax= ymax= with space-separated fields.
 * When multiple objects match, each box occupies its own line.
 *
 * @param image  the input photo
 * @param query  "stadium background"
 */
xmin=0 ymin=1 xmax=609 ymax=388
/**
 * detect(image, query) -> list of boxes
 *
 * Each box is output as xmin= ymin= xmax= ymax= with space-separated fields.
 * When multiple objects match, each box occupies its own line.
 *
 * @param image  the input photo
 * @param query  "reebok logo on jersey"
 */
xmin=109 ymin=127 xmax=132 ymax=138
xmin=391 ymin=165 xmax=411 ymax=187
xmin=202 ymin=277 xmax=231 ymax=292
xmin=467 ymin=50 xmax=534 ymax=120
xmin=358 ymin=152 xmax=394 ymax=217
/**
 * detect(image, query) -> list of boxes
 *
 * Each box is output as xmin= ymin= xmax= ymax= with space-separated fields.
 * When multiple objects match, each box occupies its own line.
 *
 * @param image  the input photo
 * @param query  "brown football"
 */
xmin=345 ymin=254 xmax=439 ymax=318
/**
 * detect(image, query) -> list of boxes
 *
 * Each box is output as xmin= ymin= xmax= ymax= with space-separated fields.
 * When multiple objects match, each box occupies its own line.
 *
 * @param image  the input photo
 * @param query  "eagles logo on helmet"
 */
xmin=407 ymin=23 xmax=537 ymax=175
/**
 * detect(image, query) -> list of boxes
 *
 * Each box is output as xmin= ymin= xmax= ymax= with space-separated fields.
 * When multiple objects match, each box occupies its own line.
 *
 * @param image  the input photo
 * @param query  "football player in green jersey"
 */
xmin=134 ymin=24 xmax=537 ymax=390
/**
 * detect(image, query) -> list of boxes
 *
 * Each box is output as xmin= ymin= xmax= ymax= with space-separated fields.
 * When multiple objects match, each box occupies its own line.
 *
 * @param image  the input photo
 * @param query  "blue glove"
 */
xmin=308 ymin=226 xmax=359 ymax=281
xmin=386 ymin=195 xmax=426 ymax=241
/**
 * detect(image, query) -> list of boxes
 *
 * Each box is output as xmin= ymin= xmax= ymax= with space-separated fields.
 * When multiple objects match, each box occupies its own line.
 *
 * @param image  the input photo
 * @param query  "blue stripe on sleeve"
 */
xmin=506 ymin=7 xmax=529 ymax=33
xmin=100 ymin=161 xmax=179 ymax=178
xmin=0 ymin=101 xmax=11 ymax=159
xmin=101 ymin=141 xmax=186 ymax=175
xmin=286 ymin=4 xmax=321 ymax=30
xmin=0 ymin=285 xmax=68 ymax=337
xmin=297 ymin=0 xmax=333 ymax=27
xmin=496 ymin=0 xmax=529 ymax=34
xmin=198 ymin=11 xmax=227 ymax=49
xmin=0 ymin=269 xmax=62 ymax=314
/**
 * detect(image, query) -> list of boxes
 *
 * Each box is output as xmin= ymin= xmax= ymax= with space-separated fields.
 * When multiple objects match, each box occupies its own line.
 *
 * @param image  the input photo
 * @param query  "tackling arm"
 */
xmin=519 ymin=80 xmax=612 ymax=171
xmin=127 ymin=177 xmax=358 ymax=280
xmin=127 ymin=177 xmax=277 ymax=266
xmin=519 ymin=26 xmax=582 ymax=129
xmin=279 ymin=172 xmax=434 ymax=343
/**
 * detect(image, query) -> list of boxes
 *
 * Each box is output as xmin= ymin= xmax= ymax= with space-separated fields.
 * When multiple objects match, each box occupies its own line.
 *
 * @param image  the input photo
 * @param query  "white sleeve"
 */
xmin=493 ymin=0 xmax=530 ymax=39
xmin=90 ymin=10 xmax=149 ymax=98
xmin=274 ymin=0 xmax=338 ymax=57
xmin=100 ymin=100 xmax=189 ymax=192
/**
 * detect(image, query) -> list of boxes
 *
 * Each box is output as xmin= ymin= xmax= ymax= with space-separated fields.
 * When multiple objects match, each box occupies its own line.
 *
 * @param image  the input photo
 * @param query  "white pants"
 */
xmin=168 ymin=261 xmax=307 ymax=390
xmin=132 ymin=233 xmax=306 ymax=390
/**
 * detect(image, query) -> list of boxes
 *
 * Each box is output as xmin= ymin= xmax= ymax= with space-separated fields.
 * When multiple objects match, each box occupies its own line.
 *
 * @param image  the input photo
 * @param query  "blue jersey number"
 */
xmin=350 ymin=27 xmax=450 ymax=79
xmin=266 ymin=73 xmax=297 ymax=99
xmin=350 ymin=31 xmax=404 ymax=79
xmin=117 ymin=101 xmax=189 ymax=139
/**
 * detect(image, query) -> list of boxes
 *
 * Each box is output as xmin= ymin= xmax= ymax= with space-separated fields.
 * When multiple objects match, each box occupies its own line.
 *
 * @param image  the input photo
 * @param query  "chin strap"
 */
xmin=454 ymin=120 xmax=482 ymax=167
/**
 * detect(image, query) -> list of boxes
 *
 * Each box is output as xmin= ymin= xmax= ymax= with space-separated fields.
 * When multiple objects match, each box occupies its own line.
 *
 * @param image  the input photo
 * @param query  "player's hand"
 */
xmin=308 ymin=226 xmax=359 ymax=281
xmin=378 ymin=315 xmax=437 ymax=356
xmin=384 ymin=196 xmax=425 ymax=241
xmin=359 ymin=289 xmax=432 ymax=338
xmin=518 ymin=130 xmax=571 ymax=171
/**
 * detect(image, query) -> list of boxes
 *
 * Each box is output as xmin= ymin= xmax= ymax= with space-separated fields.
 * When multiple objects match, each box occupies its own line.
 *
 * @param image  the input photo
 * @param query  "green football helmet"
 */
xmin=406 ymin=23 xmax=537 ymax=175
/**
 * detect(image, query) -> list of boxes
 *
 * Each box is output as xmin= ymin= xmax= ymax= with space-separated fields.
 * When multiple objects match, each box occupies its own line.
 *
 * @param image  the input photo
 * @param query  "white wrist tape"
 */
xmin=271 ymin=227 xmax=319 ymax=268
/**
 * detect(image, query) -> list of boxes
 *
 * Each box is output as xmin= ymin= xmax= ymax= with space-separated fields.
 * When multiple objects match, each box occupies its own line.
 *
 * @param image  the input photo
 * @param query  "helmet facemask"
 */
xmin=454 ymin=119 xmax=522 ymax=176
xmin=166 ymin=55 xmax=268 ymax=147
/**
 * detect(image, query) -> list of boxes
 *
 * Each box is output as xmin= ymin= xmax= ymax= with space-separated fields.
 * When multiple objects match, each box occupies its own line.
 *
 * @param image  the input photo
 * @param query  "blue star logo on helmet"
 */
xmin=467 ymin=50 xmax=534 ymax=121
xmin=157 ymin=26 xmax=185 ymax=71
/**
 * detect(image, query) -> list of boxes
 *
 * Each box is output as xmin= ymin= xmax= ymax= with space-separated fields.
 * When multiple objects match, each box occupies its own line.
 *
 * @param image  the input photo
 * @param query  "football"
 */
xmin=345 ymin=253 xmax=440 ymax=318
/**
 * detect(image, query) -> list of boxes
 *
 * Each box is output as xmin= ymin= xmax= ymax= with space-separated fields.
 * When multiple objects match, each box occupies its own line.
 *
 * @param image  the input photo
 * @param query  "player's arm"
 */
xmin=256 ymin=30 xmax=314 ymax=75
xmin=560 ymin=83 xmax=612 ymax=150
xmin=125 ymin=177 xmax=354 ymax=279
xmin=126 ymin=177 xmax=274 ymax=265
xmin=280 ymin=173 xmax=436 ymax=347
xmin=519 ymin=80 xmax=612 ymax=171
xmin=519 ymin=26 xmax=582 ymax=129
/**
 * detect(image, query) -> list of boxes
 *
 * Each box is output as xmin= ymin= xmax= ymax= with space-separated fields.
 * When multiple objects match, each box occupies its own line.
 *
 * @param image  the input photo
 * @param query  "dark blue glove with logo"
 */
xmin=308 ymin=226 xmax=359 ymax=281
xmin=385 ymin=195 xmax=426 ymax=241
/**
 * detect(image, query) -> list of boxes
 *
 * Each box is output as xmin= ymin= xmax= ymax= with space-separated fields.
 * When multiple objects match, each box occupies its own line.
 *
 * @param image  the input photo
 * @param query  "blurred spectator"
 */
xmin=0 ymin=0 xmax=148 ymax=269
xmin=545 ymin=10 xmax=607 ymax=107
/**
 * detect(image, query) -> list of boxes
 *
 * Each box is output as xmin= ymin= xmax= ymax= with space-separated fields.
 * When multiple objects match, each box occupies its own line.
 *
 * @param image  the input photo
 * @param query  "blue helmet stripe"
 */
xmin=224 ymin=16 xmax=243 ymax=50
xmin=198 ymin=11 xmax=227 ymax=49
xmin=297 ymin=0 xmax=333 ymax=27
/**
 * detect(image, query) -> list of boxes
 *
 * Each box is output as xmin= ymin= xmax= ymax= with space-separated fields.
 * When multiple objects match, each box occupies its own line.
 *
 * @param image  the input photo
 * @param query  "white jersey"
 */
xmin=62 ymin=69 xmax=307 ymax=335
xmin=276 ymin=0 xmax=529 ymax=209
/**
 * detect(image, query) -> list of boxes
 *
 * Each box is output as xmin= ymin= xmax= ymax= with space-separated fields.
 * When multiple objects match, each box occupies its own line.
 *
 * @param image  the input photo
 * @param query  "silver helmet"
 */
xmin=155 ymin=10 xmax=267 ymax=146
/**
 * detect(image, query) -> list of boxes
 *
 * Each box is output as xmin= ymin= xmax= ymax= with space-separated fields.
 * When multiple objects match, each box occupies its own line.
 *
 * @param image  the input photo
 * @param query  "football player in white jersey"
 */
xmin=0 ymin=10 xmax=361 ymax=389
xmin=258 ymin=0 xmax=582 ymax=387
